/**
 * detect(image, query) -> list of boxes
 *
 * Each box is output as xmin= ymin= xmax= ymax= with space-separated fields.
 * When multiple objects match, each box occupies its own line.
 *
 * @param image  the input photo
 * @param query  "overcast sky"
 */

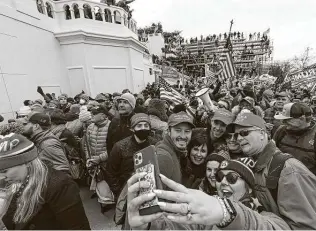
xmin=129 ymin=0 xmax=316 ymax=61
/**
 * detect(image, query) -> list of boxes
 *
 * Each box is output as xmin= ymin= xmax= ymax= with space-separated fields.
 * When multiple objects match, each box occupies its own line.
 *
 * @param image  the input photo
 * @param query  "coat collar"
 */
xmin=254 ymin=141 xmax=277 ymax=172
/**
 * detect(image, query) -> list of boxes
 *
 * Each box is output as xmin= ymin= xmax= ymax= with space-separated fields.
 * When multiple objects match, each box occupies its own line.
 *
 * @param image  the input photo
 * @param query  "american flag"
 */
xmin=159 ymin=76 xmax=184 ymax=105
xmin=205 ymin=64 xmax=216 ymax=78
xmin=218 ymin=52 xmax=236 ymax=83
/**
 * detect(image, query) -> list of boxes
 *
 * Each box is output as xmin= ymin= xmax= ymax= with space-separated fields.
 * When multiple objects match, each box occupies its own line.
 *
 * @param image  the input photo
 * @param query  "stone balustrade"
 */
xmin=34 ymin=0 xmax=137 ymax=34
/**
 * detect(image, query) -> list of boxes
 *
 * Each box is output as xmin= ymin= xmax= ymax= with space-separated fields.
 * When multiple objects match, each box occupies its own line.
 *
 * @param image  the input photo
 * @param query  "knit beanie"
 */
xmin=206 ymin=150 xmax=230 ymax=163
xmin=130 ymin=113 xmax=150 ymax=128
xmin=119 ymin=93 xmax=136 ymax=109
xmin=219 ymin=157 xmax=255 ymax=188
xmin=18 ymin=106 xmax=31 ymax=117
xmin=58 ymin=93 xmax=68 ymax=100
xmin=0 ymin=133 xmax=38 ymax=170
xmin=147 ymin=98 xmax=168 ymax=122
xmin=0 ymin=122 xmax=24 ymax=136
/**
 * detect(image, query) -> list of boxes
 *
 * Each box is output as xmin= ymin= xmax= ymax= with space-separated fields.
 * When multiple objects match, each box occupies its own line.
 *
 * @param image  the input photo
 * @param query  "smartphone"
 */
xmin=133 ymin=145 xmax=162 ymax=216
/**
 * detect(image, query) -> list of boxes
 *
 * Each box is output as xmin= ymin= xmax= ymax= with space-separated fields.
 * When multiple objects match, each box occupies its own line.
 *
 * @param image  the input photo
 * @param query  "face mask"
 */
xmin=79 ymin=99 xmax=86 ymax=105
xmin=134 ymin=130 xmax=150 ymax=140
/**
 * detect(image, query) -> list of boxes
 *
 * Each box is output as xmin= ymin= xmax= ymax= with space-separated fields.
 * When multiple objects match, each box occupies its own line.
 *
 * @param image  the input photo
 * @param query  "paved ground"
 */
xmin=80 ymin=187 xmax=121 ymax=230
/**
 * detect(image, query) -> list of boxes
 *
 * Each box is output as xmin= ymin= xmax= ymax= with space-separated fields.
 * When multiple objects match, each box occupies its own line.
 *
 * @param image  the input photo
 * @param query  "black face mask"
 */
xmin=134 ymin=130 xmax=150 ymax=141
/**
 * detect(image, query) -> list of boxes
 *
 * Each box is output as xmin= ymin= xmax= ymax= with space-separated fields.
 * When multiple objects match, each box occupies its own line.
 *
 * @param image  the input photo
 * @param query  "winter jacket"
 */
xmin=31 ymin=130 xmax=70 ymax=172
xmin=106 ymin=113 xmax=134 ymax=154
xmin=3 ymin=167 xmax=90 ymax=230
xmin=155 ymin=135 xmax=188 ymax=185
xmin=106 ymin=135 xmax=160 ymax=198
xmin=149 ymin=115 xmax=168 ymax=139
xmin=229 ymin=141 xmax=316 ymax=230
xmin=273 ymin=123 xmax=316 ymax=174
xmin=84 ymin=120 xmax=110 ymax=160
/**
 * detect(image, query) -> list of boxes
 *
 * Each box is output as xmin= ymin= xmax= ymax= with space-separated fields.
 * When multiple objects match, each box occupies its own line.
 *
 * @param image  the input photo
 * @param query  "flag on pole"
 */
xmin=263 ymin=28 xmax=270 ymax=35
xmin=159 ymin=76 xmax=183 ymax=105
xmin=205 ymin=64 xmax=215 ymax=78
xmin=218 ymin=52 xmax=236 ymax=83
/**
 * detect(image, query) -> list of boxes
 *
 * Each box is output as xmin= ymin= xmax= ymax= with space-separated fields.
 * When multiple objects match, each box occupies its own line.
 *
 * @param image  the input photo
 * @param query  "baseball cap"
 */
xmin=19 ymin=112 xmax=51 ymax=127
xmin=168 ymin=111 xmax=195 ymax=128
xmin=212 ymin=109 xmax=235 ymax=125
xmin=230 ymin=112 xmax=266 ymax=131
xmin=240 ymin=97 xmax=255 ymax=107
xmin=274 ymin=103 xmax=311 ymax=120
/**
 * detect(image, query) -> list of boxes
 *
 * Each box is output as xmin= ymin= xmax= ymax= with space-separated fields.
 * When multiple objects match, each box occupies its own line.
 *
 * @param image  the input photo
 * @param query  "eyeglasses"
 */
xmin=216 ymin=171 xmax=240 ymax=184
xmin=235 ymin=129 xmax=261 ymax=137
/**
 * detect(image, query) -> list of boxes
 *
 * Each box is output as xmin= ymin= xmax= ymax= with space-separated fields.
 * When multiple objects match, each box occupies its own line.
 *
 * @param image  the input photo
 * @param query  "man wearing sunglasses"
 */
xmin=226 ymin=112 xmax=316 ymax=229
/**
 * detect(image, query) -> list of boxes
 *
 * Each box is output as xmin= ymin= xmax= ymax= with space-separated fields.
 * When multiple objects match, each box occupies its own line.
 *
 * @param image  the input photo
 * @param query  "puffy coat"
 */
xmin=31 ymin=130 xmax=70 ymax=172
xmin=3 ymin=167 xmax=90 ymax=230
xmin=84 ymin=120 xmax=110 ymax=160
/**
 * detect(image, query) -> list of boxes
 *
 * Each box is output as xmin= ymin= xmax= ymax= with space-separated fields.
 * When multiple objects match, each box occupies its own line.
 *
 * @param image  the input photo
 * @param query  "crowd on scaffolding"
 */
xmin=0 ymin=75 xmax=316 ymax=230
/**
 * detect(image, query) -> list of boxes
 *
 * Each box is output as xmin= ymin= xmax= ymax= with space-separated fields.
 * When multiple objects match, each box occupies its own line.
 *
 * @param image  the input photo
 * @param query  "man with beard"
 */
xmin=106 ymin=93 xmax=136 ymax=154
xmin=221 ymin=112 xmax=316 ymax=229
xmin=20 ymin=112 xmax=70 ymax=173
xmin=273 ymin=102 xmax=316 ymax=174
xmin=155 ymin=111 xmax=195 ymax=184
xmin=105 ymin=113 xmax=160 ymax=199
xmin=207 ymin=109 xmax=235 ymax=154
xmin=264 ymin=92 xmax=291 ymax=136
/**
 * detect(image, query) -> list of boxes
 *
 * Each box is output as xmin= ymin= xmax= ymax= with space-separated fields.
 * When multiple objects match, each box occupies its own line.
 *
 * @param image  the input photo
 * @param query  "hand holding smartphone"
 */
xmin=133 ymin=145 xmax=162 ymax=216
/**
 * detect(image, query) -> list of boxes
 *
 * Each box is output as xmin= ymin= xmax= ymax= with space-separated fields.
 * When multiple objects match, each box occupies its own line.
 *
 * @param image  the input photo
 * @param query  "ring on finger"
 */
xmin=186 ymin=203 xmax=193 ymax=220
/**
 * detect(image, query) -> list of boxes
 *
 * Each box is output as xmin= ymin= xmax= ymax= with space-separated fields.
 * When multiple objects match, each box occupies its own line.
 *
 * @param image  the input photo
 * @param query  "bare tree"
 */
xmin=291 ymin=47 xmax=316 ymax=70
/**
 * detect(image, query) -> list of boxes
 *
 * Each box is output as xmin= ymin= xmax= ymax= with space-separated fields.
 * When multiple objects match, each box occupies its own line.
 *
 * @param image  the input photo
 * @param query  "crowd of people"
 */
xmin=0 ymin=78 xmax=316 ymax=230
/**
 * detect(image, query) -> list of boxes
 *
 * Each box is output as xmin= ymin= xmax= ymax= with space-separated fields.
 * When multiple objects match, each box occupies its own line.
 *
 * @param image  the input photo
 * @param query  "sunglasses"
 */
xmin=216 ymin=171 xmax=240 ymax=184
xmin=234 ymin=129 xmax=261 ymax=138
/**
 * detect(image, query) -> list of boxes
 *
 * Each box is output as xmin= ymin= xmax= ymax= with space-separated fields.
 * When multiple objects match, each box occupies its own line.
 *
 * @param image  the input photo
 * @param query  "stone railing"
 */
xmin=34 ymin=0 xmax=137 ymax=34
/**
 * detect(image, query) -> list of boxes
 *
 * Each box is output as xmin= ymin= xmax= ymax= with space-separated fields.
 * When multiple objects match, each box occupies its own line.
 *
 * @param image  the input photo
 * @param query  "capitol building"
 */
xmin=0 ymin=0 xmax=154 ymax=120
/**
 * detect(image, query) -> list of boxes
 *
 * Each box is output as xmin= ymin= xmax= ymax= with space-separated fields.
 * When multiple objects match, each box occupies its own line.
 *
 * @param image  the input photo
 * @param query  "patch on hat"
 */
xmin=220 ymin=160 xmax=229 ymax=169
xmin=234 ymin=114 xmax=248 ymax=124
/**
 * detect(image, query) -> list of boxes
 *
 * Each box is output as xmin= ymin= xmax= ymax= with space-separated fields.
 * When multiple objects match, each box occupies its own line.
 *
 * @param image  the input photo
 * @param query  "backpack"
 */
xmin=40 ymin=135 xmax=84 ymax=179
xmin=274 ymin=125 xmax=316 ymax=155
xmin=265 ymin=151 xmax=293 ymax=203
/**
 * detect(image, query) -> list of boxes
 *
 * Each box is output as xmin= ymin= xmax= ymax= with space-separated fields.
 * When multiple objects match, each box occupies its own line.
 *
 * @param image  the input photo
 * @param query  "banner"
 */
xmin=161 ymin=66 xmax=190 ymax=86
xmin=288 ymin=66 xmax=316 ymax=89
